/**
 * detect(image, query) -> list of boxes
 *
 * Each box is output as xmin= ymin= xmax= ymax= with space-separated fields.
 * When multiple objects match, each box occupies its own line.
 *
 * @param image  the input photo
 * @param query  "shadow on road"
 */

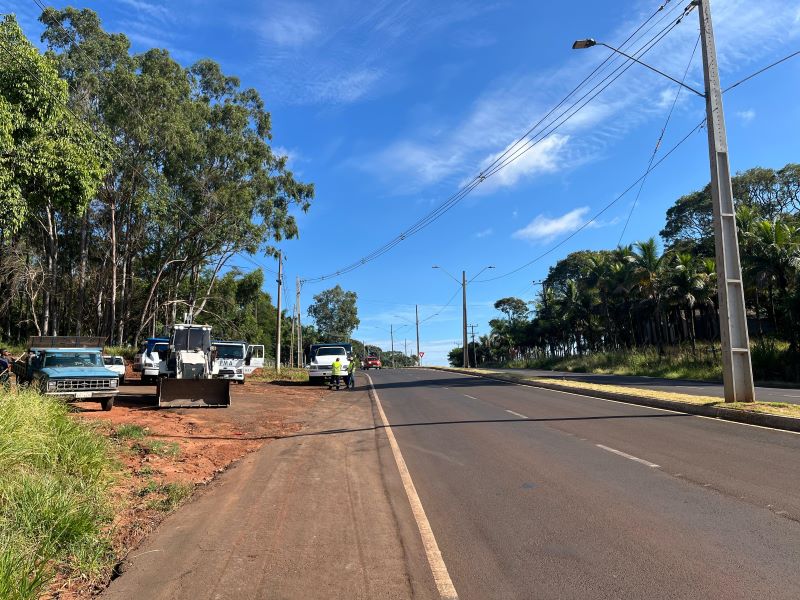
xmin=145 ymin=411 xmax=691 ymax=442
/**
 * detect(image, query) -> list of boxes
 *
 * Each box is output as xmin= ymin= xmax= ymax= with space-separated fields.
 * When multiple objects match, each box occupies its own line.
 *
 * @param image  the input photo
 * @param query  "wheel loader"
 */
xmin=157 ymin=324 xmax=231 ymax=408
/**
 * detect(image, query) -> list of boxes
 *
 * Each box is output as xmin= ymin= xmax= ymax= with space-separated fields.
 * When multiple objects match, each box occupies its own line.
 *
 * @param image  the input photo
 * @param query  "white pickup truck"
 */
xmin=307 ymin=345 xmax=350 ymax=384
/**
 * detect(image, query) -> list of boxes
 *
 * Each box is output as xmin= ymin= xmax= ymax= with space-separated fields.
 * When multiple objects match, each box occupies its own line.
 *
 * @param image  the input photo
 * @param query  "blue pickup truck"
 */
xmin=13 ymin=336 xmax=119 ymax=411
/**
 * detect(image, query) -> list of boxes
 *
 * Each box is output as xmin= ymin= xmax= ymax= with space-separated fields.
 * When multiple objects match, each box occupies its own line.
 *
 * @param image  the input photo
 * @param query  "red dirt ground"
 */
xmin=46 ymin=376 xmax=325 ymax=598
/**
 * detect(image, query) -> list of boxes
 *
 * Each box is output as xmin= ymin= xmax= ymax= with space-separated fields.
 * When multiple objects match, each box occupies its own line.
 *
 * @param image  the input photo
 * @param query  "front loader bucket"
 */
xmin=157 ymin=378 xmax=231 ymax=408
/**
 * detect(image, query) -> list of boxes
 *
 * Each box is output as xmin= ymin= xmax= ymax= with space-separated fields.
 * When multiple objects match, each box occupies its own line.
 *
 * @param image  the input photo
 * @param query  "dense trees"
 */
xmin=0 ymin=11 xmax=312 ymax=354
xmin=452 ymin=164 xmax=800 ymax=379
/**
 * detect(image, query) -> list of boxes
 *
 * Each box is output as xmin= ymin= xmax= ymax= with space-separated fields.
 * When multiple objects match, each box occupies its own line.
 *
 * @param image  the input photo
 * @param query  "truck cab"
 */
xmin=13 ymin=336 xmax=119 ymax=411
xmin=306 ymin=343 xmax=352 ymax=384
xmin=133 ymin=337 xmax=169 ymax=384
xmin=212 ymin=340 xmax=248 ymax=383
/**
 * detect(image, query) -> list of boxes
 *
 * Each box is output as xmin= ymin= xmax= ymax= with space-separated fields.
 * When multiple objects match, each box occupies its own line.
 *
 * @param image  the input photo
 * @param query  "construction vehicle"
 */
xmin=156 ymin=324 xmax=231 ymax=408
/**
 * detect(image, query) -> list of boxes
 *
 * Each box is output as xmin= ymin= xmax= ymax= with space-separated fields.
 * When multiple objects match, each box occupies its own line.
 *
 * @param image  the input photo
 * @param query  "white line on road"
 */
xmin=783 ymin=395 xmax=800 ymax=398
xmin=366 ymin=373 xmax=459 ymax=600
xmin=505 ymin=409 xmax=528 ymax=419
xmin=596 ymin=444 xmax=660 ymax=468
xmin=463 ymin=394 xmax=478 ymax=400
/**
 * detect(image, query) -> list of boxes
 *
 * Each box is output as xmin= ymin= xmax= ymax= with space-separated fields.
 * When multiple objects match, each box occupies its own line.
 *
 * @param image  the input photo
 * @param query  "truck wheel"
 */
xmin=100 ymin=397 xmax=115 ymax=411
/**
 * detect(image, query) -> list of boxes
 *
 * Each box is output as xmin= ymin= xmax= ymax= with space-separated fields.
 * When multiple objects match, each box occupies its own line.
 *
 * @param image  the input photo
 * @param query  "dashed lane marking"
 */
xmin=595 ymin=444 xmax=660 ymax=468
xmin=505 ymin=409 xmax=528 ymax=419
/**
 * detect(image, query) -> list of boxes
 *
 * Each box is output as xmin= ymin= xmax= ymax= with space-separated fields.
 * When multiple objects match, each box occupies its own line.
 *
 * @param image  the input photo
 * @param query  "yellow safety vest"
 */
xmin=332 ymin=361 xmax=341 ymax=375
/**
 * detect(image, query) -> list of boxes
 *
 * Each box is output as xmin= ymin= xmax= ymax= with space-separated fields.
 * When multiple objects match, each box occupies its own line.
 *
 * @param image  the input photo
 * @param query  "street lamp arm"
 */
xmin=468 ymin=265 xmax=496 ymax=284
xmin=432 ymin=265 xmax=461 ymax=284
xmin=596 ymin=41 xmax=705 ymax=98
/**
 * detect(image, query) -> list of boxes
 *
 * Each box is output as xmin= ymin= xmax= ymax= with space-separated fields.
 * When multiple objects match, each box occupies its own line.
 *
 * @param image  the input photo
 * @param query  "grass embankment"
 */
xmin=249 ymin=367 xmax=309 ymax=383
xmin=510 ymin=339 xmax=799 ymax=384
xmin=0 ymin=390 xmax=116 ymax=600
xmin=513 ymin=346 xmax=723 ymax=381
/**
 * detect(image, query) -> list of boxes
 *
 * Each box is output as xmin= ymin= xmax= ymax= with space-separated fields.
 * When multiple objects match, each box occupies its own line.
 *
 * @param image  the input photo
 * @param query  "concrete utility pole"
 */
xmin=462 ymin=270 xmax=469 ymax=368
xmin=468 ymin=324 xmax=478 ymax=367
xmin=275 ymin=252 xmax=283 ymax=372
xmin=295 ymin=277 xmax=302 ymax=368
xmin=404 ymin=338 xmax=408 ymax=357
xmin=697 ymin=0 xmax=755 ymax=402
xmin=390 ymin=324 xmax=395 ymax=368
xmin=415 ymin=304 xmax=421 ymax=366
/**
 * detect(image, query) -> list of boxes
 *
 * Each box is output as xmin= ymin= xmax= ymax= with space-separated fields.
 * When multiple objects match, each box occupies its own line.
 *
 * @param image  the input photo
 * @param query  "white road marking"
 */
xmin=463 ymin=394 xmax=478 ymax=400
xmin=783 ymin=395 xmax=800 ymax=398
xmin=365 ymin=373 xmax=459 ymax=600
xmin=595 ymin=444 xmax=660 ymax=468
xmin=421 ymin=369 xmax=800 ymax=437
xmin=505 ymin=409 xmax=528 ymax=419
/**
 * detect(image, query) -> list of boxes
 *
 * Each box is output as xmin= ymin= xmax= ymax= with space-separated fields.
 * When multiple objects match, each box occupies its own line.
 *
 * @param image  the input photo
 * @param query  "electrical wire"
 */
xmin=724 ymin=49 xmax=800 ymax=93
xmin=301 ymin=1 xmax=694 ymax=284
xmin=617 ymin=34 xmax=700 ymax=245
xmin=476 ymin=118 xmax=707 ymax=283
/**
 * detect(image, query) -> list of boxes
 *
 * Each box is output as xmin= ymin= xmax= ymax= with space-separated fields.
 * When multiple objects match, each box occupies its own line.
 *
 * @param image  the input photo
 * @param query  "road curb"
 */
xmin=429 ymin=367 xmax=800 ymax=434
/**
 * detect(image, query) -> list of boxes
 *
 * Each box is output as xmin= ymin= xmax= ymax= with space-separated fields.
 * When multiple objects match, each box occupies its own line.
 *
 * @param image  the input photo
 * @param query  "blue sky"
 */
xmin=6 ymin=0 xmax=800 ymax=364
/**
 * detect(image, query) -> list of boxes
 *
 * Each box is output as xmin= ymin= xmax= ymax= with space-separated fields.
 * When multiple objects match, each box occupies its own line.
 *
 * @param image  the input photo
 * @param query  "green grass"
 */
xmin=114 ymin=423 xmax=147 ymax=440
xmin=517 ymin=345 xmax=724 ymax=381
xmin=250 ymin=367 xmax=309 ymax=383
xmin=0 ymin=389 xmax=116 ymax=599
xmin=147 ymin=440 xmax=181 ymax=459
xmin=139 ymin=482 xmax=193 ymax=512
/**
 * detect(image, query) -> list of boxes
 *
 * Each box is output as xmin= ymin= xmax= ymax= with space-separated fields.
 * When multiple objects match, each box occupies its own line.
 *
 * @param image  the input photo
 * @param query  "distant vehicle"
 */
xmin=306 ymin=343 xmax=352 ymax=384
xmin=212 ymin=341 xmax=264 ymax=384
xmin=103 ymin=355 xmax=126 ymax=384
xmin=363 ymin=354 xmax=382 ymax=369
xmin=133 ymin=337 xmax=169 ymax=384
xmin=13 ymin=336 xmax=119 ymax=411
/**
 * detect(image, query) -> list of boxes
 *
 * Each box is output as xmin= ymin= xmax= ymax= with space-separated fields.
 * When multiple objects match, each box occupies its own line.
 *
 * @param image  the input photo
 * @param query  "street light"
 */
xmin=572 ymin=38 xmax=705 ymax=97
xmin=432 ymin=265 xmax=495 ymax=368
xmin=571 ymin=0 xmax=756 ymax=403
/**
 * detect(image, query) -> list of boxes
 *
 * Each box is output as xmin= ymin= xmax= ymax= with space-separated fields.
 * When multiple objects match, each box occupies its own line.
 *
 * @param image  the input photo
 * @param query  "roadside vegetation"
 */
xmin=450 ymin=164 xmax=800 ymax=384
xmin=0 ymin=390 xmax=116 ymax=599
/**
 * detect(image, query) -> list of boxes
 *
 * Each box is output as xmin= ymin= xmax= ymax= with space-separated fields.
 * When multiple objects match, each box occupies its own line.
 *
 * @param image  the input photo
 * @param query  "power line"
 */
xmin=301 ymin=1 xmax=693 ymax=284
xmin=618 ymin=34 xmax=700 ymax=245
xmin=476 ymin=118 xmax=707 ymax=283
xmin=477 ymin=45 xmax=800 ymax=284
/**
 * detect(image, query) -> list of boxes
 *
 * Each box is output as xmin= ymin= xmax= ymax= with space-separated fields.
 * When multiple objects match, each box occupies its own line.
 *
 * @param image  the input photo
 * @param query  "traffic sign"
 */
xmin=419 ymin=352 xmax=425 ymax=357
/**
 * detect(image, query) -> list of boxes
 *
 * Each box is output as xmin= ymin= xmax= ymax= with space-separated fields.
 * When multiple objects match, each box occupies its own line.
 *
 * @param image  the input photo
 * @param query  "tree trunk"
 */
xmin=76 ymin=210 xmax=89 ymax=336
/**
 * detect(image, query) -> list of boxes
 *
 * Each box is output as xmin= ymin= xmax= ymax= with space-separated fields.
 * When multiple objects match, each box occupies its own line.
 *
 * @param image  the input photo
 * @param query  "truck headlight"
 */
xmin=46 ymin=380 xmax=57 ymax=392
xmin=109 ymin=378 xmax=118 ymax=388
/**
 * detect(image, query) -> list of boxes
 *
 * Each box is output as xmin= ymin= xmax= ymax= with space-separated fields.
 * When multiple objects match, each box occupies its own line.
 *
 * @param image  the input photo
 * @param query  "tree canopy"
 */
xmin=307 ymin=285 xmax=360 ymax=342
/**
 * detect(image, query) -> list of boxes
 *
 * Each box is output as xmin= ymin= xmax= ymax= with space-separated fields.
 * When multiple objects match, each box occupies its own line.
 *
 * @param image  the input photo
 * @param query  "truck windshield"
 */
xmin=316 ymin=348 xmax=346 ymax=356
xmin=43 ymin=352 xmax=103 ymax=368
xmin=216 ymin=345 xmax=245 ymax=359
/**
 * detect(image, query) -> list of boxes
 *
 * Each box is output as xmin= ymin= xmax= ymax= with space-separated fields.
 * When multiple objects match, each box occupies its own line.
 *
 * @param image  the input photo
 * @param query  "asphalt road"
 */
xmin=370 ymin=368 xmax=800 ymax=600
xmin=481 ymin=367 xmax=800 ymax=404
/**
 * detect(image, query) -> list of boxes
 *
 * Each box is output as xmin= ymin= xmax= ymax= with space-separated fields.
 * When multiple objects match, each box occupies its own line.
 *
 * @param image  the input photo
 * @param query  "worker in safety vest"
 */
xmin=347 ymin=355 xmax=356 ymax=390
xmin=330 ymin=357 xmax=342 ymax=390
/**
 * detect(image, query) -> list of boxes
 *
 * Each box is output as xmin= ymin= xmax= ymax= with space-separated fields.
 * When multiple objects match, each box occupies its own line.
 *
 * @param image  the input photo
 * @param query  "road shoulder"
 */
xmin=103 ymin=378 xmax=435 ymax=600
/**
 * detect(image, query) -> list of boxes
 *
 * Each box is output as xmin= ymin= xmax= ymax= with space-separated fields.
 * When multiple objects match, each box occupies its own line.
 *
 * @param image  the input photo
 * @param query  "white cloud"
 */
xmin=118 ymin=0 xmax=172 ymax=22
xmin=355 ymin=0 xmax=800 ymax=192
xmin=513 ymin=207 xmax=590 ymax=244
xmin=261 ymin=6 xmax=320 ymax=47
xmin=470 ymin=134 xmax=570 ymax=192
xmin=474 ymin=228 xmax=494 ymax=239
xmin=736 ymin=109 xmax=756 ymax=123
